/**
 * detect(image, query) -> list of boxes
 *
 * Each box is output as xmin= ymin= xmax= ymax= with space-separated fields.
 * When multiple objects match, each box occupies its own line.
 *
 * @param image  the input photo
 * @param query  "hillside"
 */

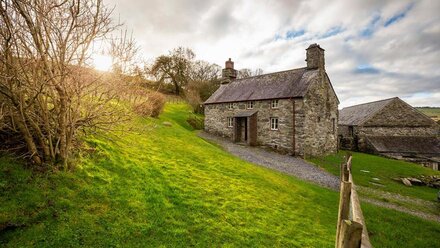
xmin=416 ymin=107 xmax=440 ymax=122
xmin=1 ymin=104 xmax=440 ymax=247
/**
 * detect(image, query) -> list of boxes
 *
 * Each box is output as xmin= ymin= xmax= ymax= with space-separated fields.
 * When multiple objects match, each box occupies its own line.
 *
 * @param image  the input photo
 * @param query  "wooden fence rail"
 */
xmin=335 ymin=155 xmax=372 ymax=248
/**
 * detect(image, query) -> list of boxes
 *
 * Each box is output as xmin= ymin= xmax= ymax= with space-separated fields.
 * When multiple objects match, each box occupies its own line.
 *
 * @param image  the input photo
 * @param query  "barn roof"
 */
xmin=339 ymin=97 xmax=397 ymax=126
xmin=204 ymin=68 xmax=318 ymax=104
xmin=367 ymin=136 xmax=440 ymax=155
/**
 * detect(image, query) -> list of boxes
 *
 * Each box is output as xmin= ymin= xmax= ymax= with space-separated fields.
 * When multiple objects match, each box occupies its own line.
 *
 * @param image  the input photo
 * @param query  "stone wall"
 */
xmin=358 ymin=126 xmax=439 ymax=137
xmin=301 ymin=70 xmax=339 ymax=157
xmin=204 ymin=99 xmax=295 ymax=154
xmin=204 ymin=103 xmax=233 ymax=138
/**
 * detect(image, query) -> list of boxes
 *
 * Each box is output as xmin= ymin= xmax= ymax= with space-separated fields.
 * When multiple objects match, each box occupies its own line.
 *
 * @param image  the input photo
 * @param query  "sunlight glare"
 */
xmin=92 ymin=54 xmax=112 ymax=71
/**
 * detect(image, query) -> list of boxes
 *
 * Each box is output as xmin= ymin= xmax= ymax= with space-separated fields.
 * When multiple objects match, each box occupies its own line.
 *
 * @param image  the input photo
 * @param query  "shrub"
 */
xmin=148 ymin=92 xmax=166 ymax=117
xmin=187 ymin=115 xmax=204 ymax=130
xmin=133 ymin=92 xmax=165 ymax=118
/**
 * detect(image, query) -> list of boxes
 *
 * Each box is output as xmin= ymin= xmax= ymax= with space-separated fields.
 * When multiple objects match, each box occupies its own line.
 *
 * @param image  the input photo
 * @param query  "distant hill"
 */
xmin=416 ymin=107 xmax=440 ymax=122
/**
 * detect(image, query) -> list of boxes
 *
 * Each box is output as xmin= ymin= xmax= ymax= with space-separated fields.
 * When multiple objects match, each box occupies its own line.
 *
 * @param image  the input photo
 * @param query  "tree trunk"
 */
xmin=12 ymin=114 xmax=42 ymax=165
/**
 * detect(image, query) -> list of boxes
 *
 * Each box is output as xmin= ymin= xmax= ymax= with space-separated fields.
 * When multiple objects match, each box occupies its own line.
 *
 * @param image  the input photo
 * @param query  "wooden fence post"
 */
xmin=336 ymin=181 xmax=352 ymax=247
xmin=336 ymin=155 xmax=372 ymax=248
xmin=337 ymin=220 xmax=363 ymax=248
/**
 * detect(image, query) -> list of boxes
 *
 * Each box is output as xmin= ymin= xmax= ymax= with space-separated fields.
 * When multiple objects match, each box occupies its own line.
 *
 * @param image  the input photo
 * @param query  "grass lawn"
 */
xmin=309 ymin=151 xmax=440 ymax=202
xmin=1 ymin=104 xmax=440 ymax=247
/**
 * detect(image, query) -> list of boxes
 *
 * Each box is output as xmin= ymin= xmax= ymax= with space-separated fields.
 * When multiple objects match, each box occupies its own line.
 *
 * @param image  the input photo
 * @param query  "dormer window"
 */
xmin=247 ymin=101 xmax=254 ymax=109
xmin=271 ymin=100 xmax=279 ymax=109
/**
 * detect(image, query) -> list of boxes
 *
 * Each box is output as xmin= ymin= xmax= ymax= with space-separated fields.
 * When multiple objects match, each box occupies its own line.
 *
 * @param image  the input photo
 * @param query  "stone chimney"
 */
xmin=221 ymin=58 xmax=237 ymax=84
xmin=305 ymin=43 xmax=325 ymax=70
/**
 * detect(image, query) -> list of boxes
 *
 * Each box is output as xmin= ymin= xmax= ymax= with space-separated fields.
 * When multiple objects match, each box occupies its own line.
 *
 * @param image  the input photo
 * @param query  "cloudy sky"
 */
xmin=106 ymin=0 xmax=440 ymax=108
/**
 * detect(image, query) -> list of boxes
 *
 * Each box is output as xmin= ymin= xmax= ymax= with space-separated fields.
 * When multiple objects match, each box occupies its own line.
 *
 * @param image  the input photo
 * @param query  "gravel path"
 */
xmin=357 ymin=186 xmax=440 ymax=222
xmin=199 ymin=131 xmax=339 ymax=190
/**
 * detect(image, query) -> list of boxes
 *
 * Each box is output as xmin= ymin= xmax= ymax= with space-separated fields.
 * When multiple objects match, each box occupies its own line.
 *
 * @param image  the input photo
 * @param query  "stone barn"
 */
xmin=339 ymin=97 xmax=440 ymax=170
xmin=204 ymin=44 xmax=339 ymax=157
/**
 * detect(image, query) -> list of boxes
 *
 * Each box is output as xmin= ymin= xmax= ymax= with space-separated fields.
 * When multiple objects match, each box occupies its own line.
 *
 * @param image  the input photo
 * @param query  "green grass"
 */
xmin=362 ymin=202 xmax=440 ymax=248
xmin=309 ymin=151 xmax=440 ymax=202
xmin=416 ymin=107 xmax=440 ymax=121
xmin=1 ymin=104 xmax=440 ymax=247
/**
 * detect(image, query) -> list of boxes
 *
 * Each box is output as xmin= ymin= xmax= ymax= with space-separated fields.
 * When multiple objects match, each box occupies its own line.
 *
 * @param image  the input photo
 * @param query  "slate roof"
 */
xmin=339 ymin=97 xmax=397 ymax=126
xmin=204 ymin=68 xmax=318 ymax=104
xmin=367 ymin=136 xmax=440 ymax=155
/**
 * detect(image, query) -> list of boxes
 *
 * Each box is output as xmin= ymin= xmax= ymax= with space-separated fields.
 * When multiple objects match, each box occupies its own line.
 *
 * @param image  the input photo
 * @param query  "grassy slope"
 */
xmin=1 ymin=104 xmax=439 ymax=247
xmin=416 ymin=107 xmax=440 ymax=121
xmin=309 ymin=152 xmax=440 ymax=202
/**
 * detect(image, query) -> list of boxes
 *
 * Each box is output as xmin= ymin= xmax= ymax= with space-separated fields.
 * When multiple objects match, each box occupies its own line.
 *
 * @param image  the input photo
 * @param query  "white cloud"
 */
xmin=105 ymin=0 xmax=440 ymax=107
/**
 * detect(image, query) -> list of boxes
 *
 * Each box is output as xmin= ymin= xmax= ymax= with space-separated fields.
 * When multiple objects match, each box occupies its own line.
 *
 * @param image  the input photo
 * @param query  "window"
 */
xmin=348 ymin=126 xmax=354 ymax=136
xmin=271 ymin=99 xmax=279 ymax=108
xmin=227 ymin=117 xmax=234 ymax=127
xmin=247 ymin=101 xmax=254 ymax=109
xmin=228 ymin=102 xmax=234 ymax=109
xmin=270 ymin=117 xmax=279 ymax=130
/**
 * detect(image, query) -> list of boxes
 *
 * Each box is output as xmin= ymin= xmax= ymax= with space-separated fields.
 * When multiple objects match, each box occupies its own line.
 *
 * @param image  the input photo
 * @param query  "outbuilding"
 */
xmin=339 ymin=97 xmax=440 ymax=169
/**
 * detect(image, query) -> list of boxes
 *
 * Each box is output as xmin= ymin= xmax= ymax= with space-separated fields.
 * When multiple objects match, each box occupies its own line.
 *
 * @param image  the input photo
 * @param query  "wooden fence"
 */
xmin=335 ymin=155 xmax=372 ymax=248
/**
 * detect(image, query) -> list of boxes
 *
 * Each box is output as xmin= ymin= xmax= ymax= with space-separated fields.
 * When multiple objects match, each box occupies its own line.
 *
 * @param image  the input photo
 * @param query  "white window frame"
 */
xmin=271 ymin=99 xmax=279 ymax=109
xmin=270 ymin=117 xmax=279 ymax=130
xmin=247 ymin=101 xmax=254 ymax=109
xmin=227 ymin=117 xmax=234 ymax=128
xmin=228 ymin=102 xmax=234 ymax=109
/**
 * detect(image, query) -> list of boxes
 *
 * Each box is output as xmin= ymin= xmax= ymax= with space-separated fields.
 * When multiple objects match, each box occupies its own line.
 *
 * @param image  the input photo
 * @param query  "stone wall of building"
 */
xmin=204 ymin=99 xmax=296 ymax=154
xmin=254 ymin=99 xmax=295 ymax=153
xmin=204 ymin=103 xmax=233 ymax=138
xmin=358 ymin=126 xmax=439 ymax=137
xmin=301 ymin=70 xmax=339 ymax=157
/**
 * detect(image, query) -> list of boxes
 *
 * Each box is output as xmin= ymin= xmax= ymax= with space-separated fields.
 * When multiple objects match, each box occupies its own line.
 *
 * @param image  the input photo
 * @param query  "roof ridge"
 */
xmin=232 ymin=67 xmax=308 ymax=82
xmin=341 ymin=97 xmax=398 ymax=110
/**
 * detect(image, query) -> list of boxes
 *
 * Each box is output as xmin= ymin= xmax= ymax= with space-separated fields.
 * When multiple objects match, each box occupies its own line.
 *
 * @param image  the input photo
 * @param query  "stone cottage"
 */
xmin=204 ymin=44 xmax=339 ymax=157
xmin=339 ymin=97 xmax=440 ymax=170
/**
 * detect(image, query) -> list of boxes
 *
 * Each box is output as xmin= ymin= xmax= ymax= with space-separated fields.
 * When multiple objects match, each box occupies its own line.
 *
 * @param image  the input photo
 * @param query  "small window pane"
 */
xmin=270 ymin=117 xmax=279 ymax=130
xmin=227 ymin=117 xmax=233 ymax=127
xmin=247 ymin=101 xmax=254 ymax=109
xmin=271 ymin=100 xmax=279 ymax=108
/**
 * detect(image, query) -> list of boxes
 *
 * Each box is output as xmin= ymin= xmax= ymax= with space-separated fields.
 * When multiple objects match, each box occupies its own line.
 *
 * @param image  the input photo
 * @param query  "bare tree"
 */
xmin=109 ymin=29 xmax=140 ymax=75
xmin=0 ymin=0 xmax=121 ymax=167
xmin=237 ymin=68 xmax=264 ymax=79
